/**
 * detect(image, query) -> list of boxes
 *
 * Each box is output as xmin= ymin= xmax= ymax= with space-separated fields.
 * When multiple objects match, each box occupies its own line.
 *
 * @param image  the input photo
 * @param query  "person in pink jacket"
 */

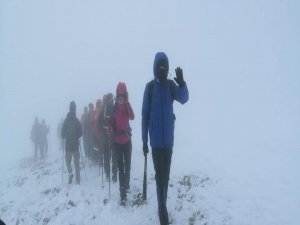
xmin=113 ymin=82 xmax=134 ymax=206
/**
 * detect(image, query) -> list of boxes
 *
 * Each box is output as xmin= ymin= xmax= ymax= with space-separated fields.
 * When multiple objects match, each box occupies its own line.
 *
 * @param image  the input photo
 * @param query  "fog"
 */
xmin=1 ymin=0 xmax=300 ymax=170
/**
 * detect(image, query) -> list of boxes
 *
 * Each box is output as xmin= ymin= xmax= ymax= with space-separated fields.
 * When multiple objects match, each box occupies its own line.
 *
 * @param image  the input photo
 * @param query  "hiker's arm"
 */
xmin=126 ymin=102 xmax=135 ymax=120
xmin=142 ymin=83 xmax=150 ymax=144
xmin=173 ymin=67 xmax=189 ymax=104
xmin=173 ymin=80 xmax=189 ymax=104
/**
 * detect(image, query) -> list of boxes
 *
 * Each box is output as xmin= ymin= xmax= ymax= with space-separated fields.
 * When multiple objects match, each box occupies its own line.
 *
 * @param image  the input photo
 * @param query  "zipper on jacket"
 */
xmin=160 ymin=83 xmax=165 ymax=147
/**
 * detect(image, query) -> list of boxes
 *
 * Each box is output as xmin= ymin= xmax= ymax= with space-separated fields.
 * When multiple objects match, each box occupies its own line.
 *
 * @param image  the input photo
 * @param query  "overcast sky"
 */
xmin=1 ymin=0 xmax=300 ymax=165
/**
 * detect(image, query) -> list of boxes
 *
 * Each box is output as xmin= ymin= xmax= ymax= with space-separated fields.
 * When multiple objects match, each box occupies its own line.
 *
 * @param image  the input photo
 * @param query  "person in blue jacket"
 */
xmin=142 ymin=52 xmax=189 ymax=225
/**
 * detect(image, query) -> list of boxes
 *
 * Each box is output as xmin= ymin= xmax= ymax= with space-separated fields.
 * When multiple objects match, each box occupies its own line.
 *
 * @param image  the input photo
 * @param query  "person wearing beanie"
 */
xmin=142 ymin=52 xmax=189 ymax=225
xmin=61 ymin=101 xmax=82 ymax=184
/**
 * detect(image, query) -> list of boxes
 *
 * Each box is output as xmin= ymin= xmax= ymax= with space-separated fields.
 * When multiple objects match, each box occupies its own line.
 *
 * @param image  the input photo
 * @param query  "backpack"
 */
xmin=112 ymin=102 xmax=132 ymax=138
xmin=101 ymin=104 xmax=113 ymax=130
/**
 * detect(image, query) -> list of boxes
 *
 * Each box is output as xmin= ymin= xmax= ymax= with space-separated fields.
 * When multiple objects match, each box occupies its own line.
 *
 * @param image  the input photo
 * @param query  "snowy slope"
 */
xmin=0 ymin=152 xmax=216 ymax=225
xmin=1 ymin=145 xmax=299 ymax=225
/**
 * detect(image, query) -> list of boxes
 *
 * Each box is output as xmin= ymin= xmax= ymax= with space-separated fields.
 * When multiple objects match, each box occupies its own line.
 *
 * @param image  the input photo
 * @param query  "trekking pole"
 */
xmin=101 ymin=158 xmax=104 ymax=189
xmin=79 ymin=141 xmax=88 ymax=181
xmin=143 ymin=154 xmax=147 ymax=201
xmin=62 ymin=140 xmax=65 ymax=184
xmin=108 ymin=142 xmax=111 ymax=199
xmin=99 ymin=150 xmax=101 ymax=176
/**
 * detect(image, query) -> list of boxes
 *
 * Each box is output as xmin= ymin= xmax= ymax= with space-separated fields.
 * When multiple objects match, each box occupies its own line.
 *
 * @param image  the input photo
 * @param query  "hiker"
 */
xmin=31 ymin=117 xmax=43 ymax=160
xmin=98 ymin=93 xmax=118 ymax=182
xmin=91 ymin=99 xmax=103 ymax=166
xmin=81 ymin=106 xmax=89 ymax=158
xmin=113 ymin=82 xmax=134 ymax=205
xmin=40 ymin=119 xmax=49 ymax=157
xmin=86 ymin=103 xmax=95 ymax=161
xmin=142 ymin=52 xmax=189 ymax=225
xmin=61 ymin=101 xmax=82 ymax=184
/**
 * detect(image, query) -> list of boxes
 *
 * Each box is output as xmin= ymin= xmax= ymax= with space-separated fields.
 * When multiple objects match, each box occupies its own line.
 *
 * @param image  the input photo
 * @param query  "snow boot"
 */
xmin=120 ymin=198 xmax=126 ymax=206
xmin=158 ymin=209 xmax=169 ymax=225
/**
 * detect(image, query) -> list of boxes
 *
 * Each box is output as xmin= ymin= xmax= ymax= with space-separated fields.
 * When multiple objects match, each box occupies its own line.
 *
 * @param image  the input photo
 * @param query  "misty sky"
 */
xmin=1 ymin=0 xmax=300 ymax=165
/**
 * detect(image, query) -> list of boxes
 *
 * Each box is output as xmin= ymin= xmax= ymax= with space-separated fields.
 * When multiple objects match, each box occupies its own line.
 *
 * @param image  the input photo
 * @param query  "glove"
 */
xmin=174 ymin=67 xmax=185 ymax=87
xmin=143 ymin=142 xmax=149 ymax=156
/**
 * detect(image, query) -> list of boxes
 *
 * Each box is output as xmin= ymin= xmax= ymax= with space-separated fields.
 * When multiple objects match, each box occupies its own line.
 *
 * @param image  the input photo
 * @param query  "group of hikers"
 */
xmin=30 ymin=117 xmax=50 ymax=161
xmin=32 ymin=52 xmax=189 ymax=225
xmin=60 ymin=80 xmax=135 ymax=204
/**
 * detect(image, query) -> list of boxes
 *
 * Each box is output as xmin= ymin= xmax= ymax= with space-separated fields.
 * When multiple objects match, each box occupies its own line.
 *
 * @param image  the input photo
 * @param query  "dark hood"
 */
xmin=153 ymin=52 xmax=169 ymax=78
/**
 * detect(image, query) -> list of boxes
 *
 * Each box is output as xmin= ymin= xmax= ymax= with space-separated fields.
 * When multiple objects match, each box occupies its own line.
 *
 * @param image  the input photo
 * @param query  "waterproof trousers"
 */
xmin=152 ymin=148 xmax=172 ymax=225
xmin=115 ymin=140 xmax=132 ymax=201
xmin=65 ymin=150 xmax=80 ymax=184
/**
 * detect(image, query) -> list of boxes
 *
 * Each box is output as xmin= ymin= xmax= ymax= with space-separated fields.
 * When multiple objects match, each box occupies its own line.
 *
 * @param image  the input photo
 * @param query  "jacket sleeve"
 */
xmin=172 ymin=80 xmax=189 ymax=104
xmin=142 ymin=83 xmax=150 ymax=144
xmin=126 ymin=102 xmax=135 ymax=120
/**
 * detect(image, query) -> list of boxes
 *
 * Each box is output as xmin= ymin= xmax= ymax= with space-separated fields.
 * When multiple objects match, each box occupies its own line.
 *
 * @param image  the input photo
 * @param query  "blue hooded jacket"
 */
xmin=142 ymin=52 xmax=189 ymax=149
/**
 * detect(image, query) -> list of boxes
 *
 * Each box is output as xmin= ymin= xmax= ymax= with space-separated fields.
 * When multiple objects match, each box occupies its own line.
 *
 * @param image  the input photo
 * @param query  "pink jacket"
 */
xmin=114 ymin=101 xmax=134 ymax=144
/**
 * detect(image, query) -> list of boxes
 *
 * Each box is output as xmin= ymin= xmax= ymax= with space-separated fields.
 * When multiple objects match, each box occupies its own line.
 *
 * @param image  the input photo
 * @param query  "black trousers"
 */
xmin=93 ymin=136 xmax=103 ymax=165
xmin=152 ymin=148 xmax=172 ymax=225
xmin=102 ymin=135 xmax=111 ymax=179
xmin=115 ymin=140 xmax=132 ymax=200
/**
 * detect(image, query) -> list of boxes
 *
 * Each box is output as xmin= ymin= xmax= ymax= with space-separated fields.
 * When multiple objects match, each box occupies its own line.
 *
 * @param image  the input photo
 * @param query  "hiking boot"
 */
xmin=158 ymin=210 xmax=169 ymax=225
xmin=68 ymin=174 xmax=74 ymax=184
xmin=120 ymin=198 xmax=126 ymax=206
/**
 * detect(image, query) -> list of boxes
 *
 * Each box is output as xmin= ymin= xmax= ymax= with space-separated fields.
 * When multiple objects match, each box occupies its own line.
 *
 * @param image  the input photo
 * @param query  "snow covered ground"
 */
xmin=1 ymin=144 xmax=299 ymax=225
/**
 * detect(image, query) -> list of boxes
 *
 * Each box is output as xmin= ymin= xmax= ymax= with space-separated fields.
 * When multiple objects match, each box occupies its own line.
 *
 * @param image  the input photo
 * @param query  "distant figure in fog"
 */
xmin=61 ymin=101 xmax=82 ymax=184
xmin=86 ymin=103 xmax=95 ymax=162
xmin=98 ymin=93 xmax=118 ymax=183
xmin=81 ymin=107 xmax=89 ymax=158
xmin=41 ymin=119 xmax=49 ymax=157
xmin=91 ymin=99 xmax=103 ymax=166
xmin=57 ymin=118 xmax=64 ymax=151
xmin=31 ymin=117 xmax=44 ymax=161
